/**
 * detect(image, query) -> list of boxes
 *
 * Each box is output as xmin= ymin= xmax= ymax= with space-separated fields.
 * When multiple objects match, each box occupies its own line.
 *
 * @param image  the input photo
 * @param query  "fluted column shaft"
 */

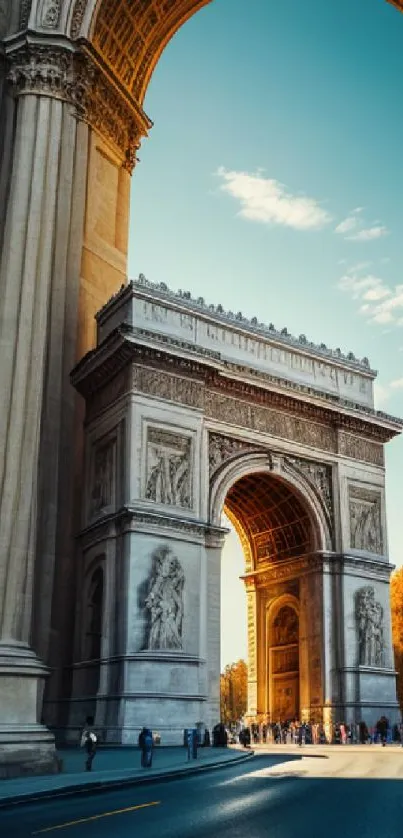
xmin=0 ymin=93 xmax=65 ymax=641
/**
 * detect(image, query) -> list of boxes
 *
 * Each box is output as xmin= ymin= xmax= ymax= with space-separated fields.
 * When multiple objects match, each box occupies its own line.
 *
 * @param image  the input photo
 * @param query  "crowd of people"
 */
xmin=236 ymin=716 xmax=401 ymax=747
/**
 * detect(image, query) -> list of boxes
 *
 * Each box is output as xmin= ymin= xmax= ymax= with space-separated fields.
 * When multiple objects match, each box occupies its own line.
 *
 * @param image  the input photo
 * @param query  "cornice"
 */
xmin=4 ymin=34 xmax=152 ymax=172
xmin=70 ymin=326 xmax=402 ymax=444
xmin=78 ymin=505 xmax=227 ymax=547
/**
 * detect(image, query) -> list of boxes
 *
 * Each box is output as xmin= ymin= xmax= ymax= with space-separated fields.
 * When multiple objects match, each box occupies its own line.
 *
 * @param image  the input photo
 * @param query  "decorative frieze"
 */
xmin=132 ymin=367 xmax=204 ymax=410
xmin=205 ymin=391 xmax=336 ymax=454
xmin=6 ymin=44 xmax=151 ymax=173
xmin=247 ymin=554 xmax=324 ymax=587
xmin=355 ymin=586 xmax=385 ymax=667
xmin=339 ymin=431 xmax=384 ymax=467
xmin=349 ymin=486 xmax=383 ymax=555
xmin=144 ymin=428 xmax=193 ymax=510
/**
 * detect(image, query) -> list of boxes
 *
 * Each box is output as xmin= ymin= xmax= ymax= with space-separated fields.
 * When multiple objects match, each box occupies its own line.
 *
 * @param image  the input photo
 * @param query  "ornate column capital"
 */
xmin=5 ymin=36 xmax=152 ymax=173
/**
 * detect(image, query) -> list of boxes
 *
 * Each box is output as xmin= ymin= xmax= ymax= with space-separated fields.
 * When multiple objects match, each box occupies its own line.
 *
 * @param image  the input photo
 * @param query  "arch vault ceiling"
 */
xmin=225 ymin=473 xmax=314 ymax=564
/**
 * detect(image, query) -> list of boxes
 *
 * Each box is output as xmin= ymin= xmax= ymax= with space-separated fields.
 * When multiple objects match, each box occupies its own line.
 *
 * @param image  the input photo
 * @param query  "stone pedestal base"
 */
xmin=0 ymin=641 xmax=59 ymax=778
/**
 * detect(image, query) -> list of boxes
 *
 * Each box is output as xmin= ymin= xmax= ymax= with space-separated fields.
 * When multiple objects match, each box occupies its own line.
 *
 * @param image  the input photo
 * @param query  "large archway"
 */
xmin=219 ymin=466 xmax=324 ymax=726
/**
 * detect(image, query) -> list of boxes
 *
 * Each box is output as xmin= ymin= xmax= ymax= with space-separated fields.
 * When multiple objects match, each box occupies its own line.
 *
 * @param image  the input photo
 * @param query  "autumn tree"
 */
xmin=220 ymin=659 xmax=248 ymax=725
xmin=390 ymin=568 xmax=403 ymax=709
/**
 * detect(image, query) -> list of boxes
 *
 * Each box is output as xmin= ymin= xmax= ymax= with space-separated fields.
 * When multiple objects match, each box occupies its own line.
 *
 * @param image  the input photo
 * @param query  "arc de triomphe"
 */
xmin=0 ymin=0 xmax=402 ymax=776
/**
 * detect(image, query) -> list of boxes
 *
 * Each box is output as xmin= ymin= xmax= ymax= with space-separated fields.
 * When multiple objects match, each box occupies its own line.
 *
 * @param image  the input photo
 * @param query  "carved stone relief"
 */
xmin=19 ymin=0 xmax=31 ymax=28
xmin=70 ymin=0 xmax=87 ymax=37
xmin=284 ymin=456 xmax=333 ymax=520
xmin=272 ymin=606 xmax=299 ymax=647
xmin=349 ymin=486 xmax=383 ymax=555
xmin=143 ymin=546 xmax=184 ymax=651
xmin=205 ymin=391 xmax=336 ymax=454
xmin=355 ymin=586 xmax=385 ymax=667
xmin=41 ymin=0 xmax=61 ymax=27
xmin=90 ymin=441 xmax=115 ymax=519
xmin=208 ymin=432 xmax=261 ymax=476
xmin=132 ymin=367 xmax=204 ymax=410
xmin=6 ymin=46 xmax=150 ymax=173
xmin=338 ymin=431 xmax=384 ymax=467
xmin=144 ymin=428 xmax=192 ymax=509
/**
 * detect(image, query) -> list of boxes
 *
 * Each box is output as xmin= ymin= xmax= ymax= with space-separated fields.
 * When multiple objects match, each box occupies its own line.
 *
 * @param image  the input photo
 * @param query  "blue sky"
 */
xmin=128 ymin=0 xmax=403 ymax=666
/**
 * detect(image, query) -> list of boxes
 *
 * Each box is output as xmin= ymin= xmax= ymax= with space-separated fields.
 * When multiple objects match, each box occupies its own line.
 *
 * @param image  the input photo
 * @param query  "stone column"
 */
xmin=0 ymin=40 xmax=90 ymax=777
xmin=205 ymin=530 xmax=226 ymax=731
xmin=245 ymin=582 xmax=258 ymax=719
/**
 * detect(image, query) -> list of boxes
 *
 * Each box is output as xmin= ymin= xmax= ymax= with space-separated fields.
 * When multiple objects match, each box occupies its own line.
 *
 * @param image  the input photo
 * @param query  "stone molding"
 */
xmin=70 ymin=652 xmax=206 ymax=667
xmin=79 ymin=506 xmax=227 ymax=548
xmin=71 ymin=332 xmax=397 ymax=456
xmin=323 ymin=553 xmax=392 ymax=582
xmin=243 ymin=553 xmax=325 ymax=588
xmin=5 ymin=40 xmax=152 ymax=172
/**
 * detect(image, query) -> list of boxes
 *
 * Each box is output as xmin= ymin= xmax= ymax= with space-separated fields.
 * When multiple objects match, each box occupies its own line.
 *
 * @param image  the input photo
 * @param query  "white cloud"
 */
xmin=338 ymin=266 xmax=403 ymax=326
xmin=335 ymin=207 xmax=389 ymax=242
xmin=374 ymin=378 xmax=403 ymax=408
xmin=216 ymin=167 xmax=332 ymax=230
xmin=335 ymin=216 xmax=358 ymax=235
xmin=348 ymin=225 xmax=389 ymax=242
xmin=374 ymin=381 xmax=391 ymax=408
xmin=338 ymin=272 xmax=386 ymax=299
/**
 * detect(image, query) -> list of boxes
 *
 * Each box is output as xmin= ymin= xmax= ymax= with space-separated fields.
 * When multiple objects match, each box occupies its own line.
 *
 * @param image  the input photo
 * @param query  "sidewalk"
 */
xmin=0 ymin=746 xmax=253 ymax=809
xmin=251 ymin=742 xmax=403 ymax=754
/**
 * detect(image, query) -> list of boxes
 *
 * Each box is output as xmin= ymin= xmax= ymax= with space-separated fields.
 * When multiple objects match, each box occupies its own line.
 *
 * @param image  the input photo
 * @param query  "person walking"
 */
xmin=138 ymin=726 xmax=153 ymax=767
xmin=376 ymin=716 xmax=389 ymax=747
xmin=80 ymin=715 xmax=98 ymax=772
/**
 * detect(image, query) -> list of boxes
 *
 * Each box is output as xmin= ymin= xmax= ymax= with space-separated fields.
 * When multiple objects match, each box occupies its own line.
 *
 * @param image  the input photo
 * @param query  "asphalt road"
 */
xmin=2 ymin=753 xmax=403 ymax=838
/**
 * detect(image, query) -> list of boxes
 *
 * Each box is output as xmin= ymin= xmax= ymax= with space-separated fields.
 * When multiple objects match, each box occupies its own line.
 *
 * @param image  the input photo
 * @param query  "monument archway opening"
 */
xmin=220 ymin=468 xmax=320 ymax=727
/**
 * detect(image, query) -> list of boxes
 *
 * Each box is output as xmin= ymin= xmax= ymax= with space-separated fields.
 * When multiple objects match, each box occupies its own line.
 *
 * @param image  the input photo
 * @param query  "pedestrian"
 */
xmin=80 ymin=715 xmax=98 ymax=772
xmin=376 ymin=716 xmax=389 ymax=747
xmin=138 ymin=726 xmax=153 ymax=767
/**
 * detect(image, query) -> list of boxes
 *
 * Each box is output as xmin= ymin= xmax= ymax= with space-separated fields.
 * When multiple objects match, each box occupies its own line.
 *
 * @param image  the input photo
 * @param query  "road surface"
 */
xmin=2 ymin=750 xmax=403 ymax=837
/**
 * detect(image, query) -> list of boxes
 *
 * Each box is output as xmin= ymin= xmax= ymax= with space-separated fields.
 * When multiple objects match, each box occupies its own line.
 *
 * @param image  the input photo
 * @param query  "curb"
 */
xmin=0 ymin=751 xmax=255 ymax=810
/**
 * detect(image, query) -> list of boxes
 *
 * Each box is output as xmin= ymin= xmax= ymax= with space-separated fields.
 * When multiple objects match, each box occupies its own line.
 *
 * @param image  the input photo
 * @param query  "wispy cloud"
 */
xmin=216 ymin=167 xmax=332 ymax=230
xmin=348 ymin=225 xmax=389 ymax=242
xmin=335 ymin=207 xmax=389 ymax=242
xmin=338 ymin=264 xmax=403 ymax=325
xmin=374 ymin=378 xmax=403 ymax=408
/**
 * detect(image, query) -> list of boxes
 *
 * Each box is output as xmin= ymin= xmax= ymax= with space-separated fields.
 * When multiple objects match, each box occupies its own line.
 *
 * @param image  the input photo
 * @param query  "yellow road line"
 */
xmin=31 ymin=800 xmax=161 ymax=834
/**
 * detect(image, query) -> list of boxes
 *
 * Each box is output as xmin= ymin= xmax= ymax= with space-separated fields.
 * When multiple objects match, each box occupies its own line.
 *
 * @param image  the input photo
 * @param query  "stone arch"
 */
xmin=209 ymin=451 xmax=332 ymax=556
xmin=65 ymin=0 xmax=212 ymax=105
xmin=265 ymin=594 xmax=300 ymax=722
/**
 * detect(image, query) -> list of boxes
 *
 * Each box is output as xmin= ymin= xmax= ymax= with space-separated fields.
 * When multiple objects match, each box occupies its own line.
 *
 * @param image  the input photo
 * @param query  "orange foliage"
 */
xmin=390 ymin=568 xmax=403 ymax=709
xmin=220 ymin=659 xmax=248 ymax=725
